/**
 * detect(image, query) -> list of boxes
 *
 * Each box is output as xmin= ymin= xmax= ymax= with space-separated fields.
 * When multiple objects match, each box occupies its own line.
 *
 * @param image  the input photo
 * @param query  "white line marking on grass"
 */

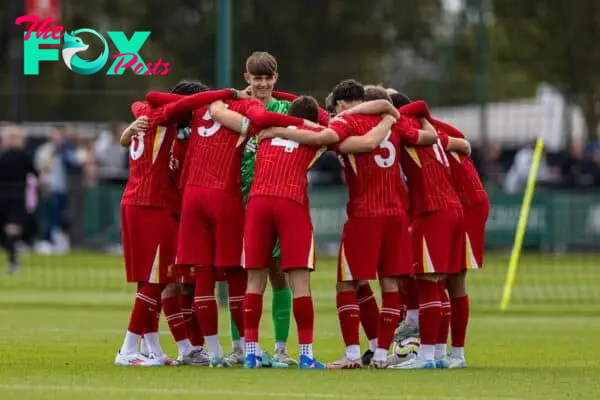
xmin=0 ymin=384 xmax=522 ymax=400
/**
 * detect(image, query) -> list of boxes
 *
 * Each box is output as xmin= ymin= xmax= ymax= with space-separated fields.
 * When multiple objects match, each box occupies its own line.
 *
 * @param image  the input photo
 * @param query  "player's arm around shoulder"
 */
xmin=339 ymin=99 xmax=400 ymax=120
xmin=394 ymin=116 xmax=438 ymax=146
xmin=209 ymin=100 xmax=250 ymax=135
xmin=445 ymin=137 xmax=471 ymax=156
xmin=120 ymin=116 xmax=150 ymax=148
xmin=258 ymin=124 xmax=337 ymax=147
xmin=338 ymin=114 xmax=397 ymax=154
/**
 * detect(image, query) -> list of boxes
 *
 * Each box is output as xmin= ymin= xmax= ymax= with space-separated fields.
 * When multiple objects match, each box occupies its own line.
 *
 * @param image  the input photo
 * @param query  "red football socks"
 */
xmin=243 ymin=293 xmax=263 ymax=343
xmin=450 ymin=295 xmax=470 ymax=348
xmin=293 ymin=296 xmax=314 ymax=345
xmin=437 ymin=281 xmax=451 ymax=345
xmin=377 ymin=291 xmax=402 ymax=351
xmin=226 ymin=269 xmax=247 ymax=336
xmin=336 ymin=291 xmax=360 ymax=347
xmin=128 ymin=283 xmax=162 ymax=335
xmin=416 ymin=279 xmax=442 ymax=346
xmin=356 ymin=283 xmax=379 ymax=342
xmin=401 ymin=276 xmax=419 ymax=310
xmin=162 ymin=295 xmax=188 ymax=342
xmin=193 ymin=267 xmax=218 ymax=336
xmin=181 ymin=291 xmax=204 ymax=346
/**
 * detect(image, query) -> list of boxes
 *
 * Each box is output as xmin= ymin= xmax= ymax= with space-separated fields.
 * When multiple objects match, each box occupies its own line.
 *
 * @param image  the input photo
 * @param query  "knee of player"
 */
xmin=379 ymin=277 xmax=399 ymax=293
xmin=287 ymin=269 xmax=311 ymax=297
xmin=268 ymin=264 xmax=289 ymax=289
xmin=446 ymin=272 xmax=468 ymax=297
xmin=181 ymin=283 xmax=195 ymax=297
xmin=247 ymin=269 xmax=269 ymax=294
xmin=336 ymin=281 xmax=358 ymax=293
xmin=161 ymin=282 xmax=181 ymax=299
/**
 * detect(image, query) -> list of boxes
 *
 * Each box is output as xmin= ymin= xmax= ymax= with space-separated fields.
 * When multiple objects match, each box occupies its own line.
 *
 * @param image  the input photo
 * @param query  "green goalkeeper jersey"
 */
xmin=241 ymin=98 xmax=291 ymax=200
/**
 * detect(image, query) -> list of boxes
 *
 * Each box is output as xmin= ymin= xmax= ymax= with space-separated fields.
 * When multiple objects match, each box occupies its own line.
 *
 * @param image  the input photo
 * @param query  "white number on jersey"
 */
xmin=197 ymin=109 xmax=222 ymax=137
xmin=130 ymin=133 xmax=145 ymax=160
xmin=197 ymin=104 xmax=230 ymax=137
xmin=432 ymin=139 xmax=449 ymax=167
xmin=270 ymin=126 xmax=300 ymax=152
xmin=374 ymin=130 xmax=396 ymax=168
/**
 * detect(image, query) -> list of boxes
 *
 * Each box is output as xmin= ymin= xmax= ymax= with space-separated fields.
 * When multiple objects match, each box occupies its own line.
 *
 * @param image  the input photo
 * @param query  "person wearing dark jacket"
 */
xmin=0 ymin=126 xmax=37 ymax=273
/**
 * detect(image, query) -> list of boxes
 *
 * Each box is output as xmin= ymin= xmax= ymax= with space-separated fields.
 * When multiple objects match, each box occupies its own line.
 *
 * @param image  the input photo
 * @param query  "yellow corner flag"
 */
xmin=500 ymin=137 xmax=545 ymax=311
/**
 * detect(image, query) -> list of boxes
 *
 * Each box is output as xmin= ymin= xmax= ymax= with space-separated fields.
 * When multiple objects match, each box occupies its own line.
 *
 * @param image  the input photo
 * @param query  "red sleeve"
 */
xmin=146 ymin=92 xmax=183 ymax=107
xmin=246 ymin=123 xmax=261 ymax=138
xmin=433 ymin=119 xmax=464 ymax=139
xmin=317 ymin=108 xmax=330 ymax=126
xmin=393 ymin=116 xmax=421 ymax=145
xmin=131 ymin=101 xmax=148 ymax=118
xmin=163 ymin=89 xmax=234 ymax=121
xmin=272 ymin=91 xmax=298 ymax=102
xmin=437 ymin=128 xmax=450 ymax=148
xmin=328 ymin=116 xmax=355 ymax=143
xmin=245 ymin=104 xmax=303 ymax=128
xmin=398 ymin=100 xmax=432 ymax=119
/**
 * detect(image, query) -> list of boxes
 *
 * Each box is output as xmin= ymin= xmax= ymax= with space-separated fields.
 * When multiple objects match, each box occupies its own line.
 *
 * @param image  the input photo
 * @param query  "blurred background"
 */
xmin=1 ymin=0 xmax=599 ymax=311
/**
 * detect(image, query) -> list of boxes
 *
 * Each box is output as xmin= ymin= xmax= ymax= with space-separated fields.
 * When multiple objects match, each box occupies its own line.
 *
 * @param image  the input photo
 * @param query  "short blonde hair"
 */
xmin=364 ymin=85 xmax=392 ymax=102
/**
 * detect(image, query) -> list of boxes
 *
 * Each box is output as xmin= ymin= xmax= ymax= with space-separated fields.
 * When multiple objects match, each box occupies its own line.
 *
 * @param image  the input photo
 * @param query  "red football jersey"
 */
xmin=121 ymin=101 xmax=176 ymax=208
xmin=433 ymin=119 xmax=488 ymax=207
xmin=329 ymin=114 xmax=413 ymax=218
xmin=181 ymin=98 xmax=264 ymax=194
xmin=250 ymin=125 xmax=325 ymax=206
xmin=399 ymin=116 xmax=462 ymax=217
xmin=165 ymin=136 xmax=188 ymax=217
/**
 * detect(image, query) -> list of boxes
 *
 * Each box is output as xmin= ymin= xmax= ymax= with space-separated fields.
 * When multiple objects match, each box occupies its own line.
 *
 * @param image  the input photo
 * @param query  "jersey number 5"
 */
xmin=198 ymin=106 xmax=227 ymax=137
xmin=374 ymin=130 xmax=396 ymax=168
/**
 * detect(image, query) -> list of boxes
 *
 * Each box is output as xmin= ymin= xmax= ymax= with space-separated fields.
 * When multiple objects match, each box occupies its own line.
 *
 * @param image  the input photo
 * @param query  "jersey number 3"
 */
xmin=374 ymin=130 xmax=396 ymax=168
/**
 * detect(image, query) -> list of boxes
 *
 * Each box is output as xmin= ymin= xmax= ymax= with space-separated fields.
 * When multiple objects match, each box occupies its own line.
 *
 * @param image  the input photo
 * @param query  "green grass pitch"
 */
xmin=0 ymin=252 xmax=599 ymax=400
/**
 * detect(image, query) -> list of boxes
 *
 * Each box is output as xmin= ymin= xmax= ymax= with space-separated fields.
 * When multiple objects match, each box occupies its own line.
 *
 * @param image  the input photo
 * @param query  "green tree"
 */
xmin=493 ymin=0 xmax=600 ymax=141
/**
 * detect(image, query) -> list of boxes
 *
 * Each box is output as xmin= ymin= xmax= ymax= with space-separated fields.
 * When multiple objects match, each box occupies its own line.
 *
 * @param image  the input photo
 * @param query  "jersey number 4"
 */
xmin=270 ymin=126 xmax=299 ymax=152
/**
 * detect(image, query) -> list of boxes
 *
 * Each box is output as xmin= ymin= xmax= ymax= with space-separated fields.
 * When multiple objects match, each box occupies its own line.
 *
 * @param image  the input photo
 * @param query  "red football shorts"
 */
xmin=177 ymin=186 xmax=244 ymax=268
xmin=463 ymin=200 xmax=490 ymax=271
xmin=121 ymin=204 xmax=177 ymax=283
xmin=411 ymin=207 xmax=464 ymax=275
xmin=244 ymin=196 xmax=315 ymax=272
xmin=337 ymin=214 xmax=412 ymax=282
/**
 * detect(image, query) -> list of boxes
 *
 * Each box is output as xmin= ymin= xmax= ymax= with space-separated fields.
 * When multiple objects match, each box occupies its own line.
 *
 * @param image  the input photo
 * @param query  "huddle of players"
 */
xmin=115 ymin=51 xmax=489 ymax=370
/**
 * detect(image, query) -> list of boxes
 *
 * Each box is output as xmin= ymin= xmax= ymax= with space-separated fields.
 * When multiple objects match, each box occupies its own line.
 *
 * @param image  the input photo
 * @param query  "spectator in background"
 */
xmin=586 ymin=144 xmax=600 ymax=187
xmin=94 ymin=123 xmax=129 ymax=187
xmin=34 ymin=127 xmax=81 ymax=254
xmin=480 ymin=141 xmax=504 ymax=190
xmin=504 ymin=140 xmax=549 ymax=194
xmin=547 ymin=140 xmax=594 ymax=188
xmin=0 ymin=125 xmax=37 ymax=273
xmin=308 ymin=152 xmax=344 ymax=187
